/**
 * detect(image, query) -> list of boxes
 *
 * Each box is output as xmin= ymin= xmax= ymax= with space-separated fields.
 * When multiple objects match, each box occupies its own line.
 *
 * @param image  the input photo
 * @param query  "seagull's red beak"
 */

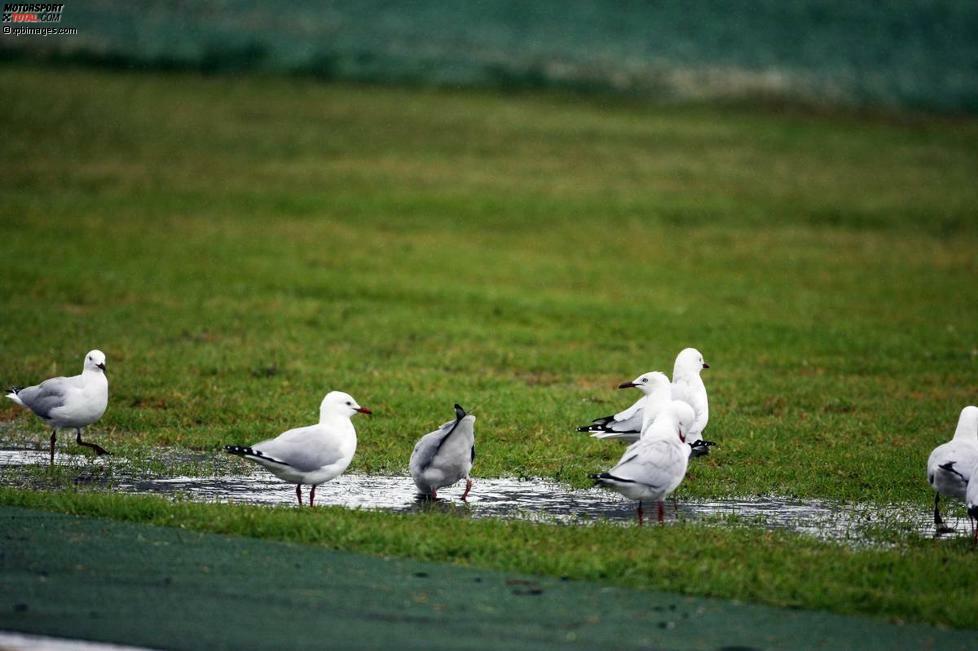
xmin=617 ymin=382 xmax=636 ymax=389
xmin=678 ymin=429 xmax=686 ymax=443
xmin=356 ymin=407 xmax=372 ymax=415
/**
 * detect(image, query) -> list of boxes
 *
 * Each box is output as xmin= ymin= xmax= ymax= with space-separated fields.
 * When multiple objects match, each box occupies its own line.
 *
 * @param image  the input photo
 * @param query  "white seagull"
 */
xmin=578 ymin=348 xmax=713 ymax=456
xmin=670 ymin=347 xmax=711 ymax=455
xmin=409 ymin=403 xmax=477 ymax=500
xmin=225 ymin=390 xmax=370 ymax=506
xmin=6 ymin=349 xmax=110 ymax=464
xmin=581 ymin=371 xmax=671 ymax=442
xmin=591 ymin=400 xmax=696 ymax=525
xmin=927 ymin=405 xmax=978 ymax=533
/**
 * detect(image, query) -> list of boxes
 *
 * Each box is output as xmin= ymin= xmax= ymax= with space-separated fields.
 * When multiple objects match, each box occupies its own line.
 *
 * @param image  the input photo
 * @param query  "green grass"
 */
xmin=0 ymin=64 xmax=977 ymax=628
xmin=1 ymin=64 xmax=976 ymax=499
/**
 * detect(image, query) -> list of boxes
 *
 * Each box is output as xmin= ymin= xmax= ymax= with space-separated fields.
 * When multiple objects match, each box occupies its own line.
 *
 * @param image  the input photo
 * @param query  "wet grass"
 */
xmin=0 ymin=64 xmax=977 ymax=628
xmin=1 ymin=64 xmax=976 ymax=504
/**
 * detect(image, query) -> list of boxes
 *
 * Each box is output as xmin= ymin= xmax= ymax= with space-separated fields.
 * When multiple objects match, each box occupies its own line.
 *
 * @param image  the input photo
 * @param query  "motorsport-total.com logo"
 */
xmin=2 ymin=3 xmax=78 ymax=36
xmin=2 ymin=2 xmax=64 ymax=23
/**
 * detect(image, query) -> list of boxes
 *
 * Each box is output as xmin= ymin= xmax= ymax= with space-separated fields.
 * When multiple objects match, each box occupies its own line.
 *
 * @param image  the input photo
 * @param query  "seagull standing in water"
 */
xmin=410 ymin=404 xmax=477 ymax=500
xmin=225 ymin=391 xmax=370 ymax=506
xmin=927 ymin=405 xmax=978 ymax=533
xmin=6 ymin=350 xmax=110 ymax=465
xmin=592 ymin=400 xmax=696 ymax=525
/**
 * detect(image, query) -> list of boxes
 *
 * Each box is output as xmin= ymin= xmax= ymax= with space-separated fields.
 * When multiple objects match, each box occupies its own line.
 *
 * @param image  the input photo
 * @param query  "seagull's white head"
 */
xmin=84 ymin=350 xmax=107 ymax=373
xmin=320 ymin=390 xmax=371 ymax=421
xmin=668 ymin=400 xmax=696 ymax=443
xmin=618 ymin=371 xmax=670 ymax=396
xmin=952 ymin=405 xmax=978 ymax=441
xmin=674 ymin=348 xmax=709 ymax=378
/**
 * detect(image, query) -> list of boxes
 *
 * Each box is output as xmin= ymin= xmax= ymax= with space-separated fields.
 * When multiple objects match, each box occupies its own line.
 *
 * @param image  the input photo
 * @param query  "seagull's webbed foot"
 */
xmin=75 ymin=429 xmax=110 ymax=457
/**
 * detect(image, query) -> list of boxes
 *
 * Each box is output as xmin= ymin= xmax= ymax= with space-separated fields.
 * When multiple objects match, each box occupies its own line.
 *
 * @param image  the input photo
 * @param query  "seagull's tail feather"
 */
xmin=578 ymin=415 xmax=616 ymax=433
xmin=5 ymin=387 xmax=24 ymax=407
xmin=689 ymin=439 xmax=716 ymax=458
xmin=224 ymin=445 xmax=288 ymax=466
xmin=590 ymin=471 xmax=636 ymax=487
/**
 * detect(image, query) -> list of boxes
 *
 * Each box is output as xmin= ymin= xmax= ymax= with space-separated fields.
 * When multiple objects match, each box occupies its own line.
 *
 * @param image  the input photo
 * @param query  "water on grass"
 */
xmin=0 ymin=448 xmax=961 ymax=546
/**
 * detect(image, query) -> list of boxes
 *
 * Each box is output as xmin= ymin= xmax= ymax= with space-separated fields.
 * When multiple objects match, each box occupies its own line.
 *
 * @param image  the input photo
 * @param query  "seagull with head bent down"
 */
xmin=410 ymin=404 xmax=477 ymax=501
xmin=927 ymin=405 xmax=978 ymax=534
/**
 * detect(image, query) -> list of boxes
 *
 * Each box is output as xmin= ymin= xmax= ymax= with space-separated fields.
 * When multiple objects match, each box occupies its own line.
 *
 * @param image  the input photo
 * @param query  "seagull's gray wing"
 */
xmin=16 ymin=377 xmax=72 ymax=419
xmin=253 ymin=425 xmax=345 ymax=473
xmin=410 ymin=419 xmax=457 ymax=475
xmin=608 ymin=439 xmax=684 ymax=490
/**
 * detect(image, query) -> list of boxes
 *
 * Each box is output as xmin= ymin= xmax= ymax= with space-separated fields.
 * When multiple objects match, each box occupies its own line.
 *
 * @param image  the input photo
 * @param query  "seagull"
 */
xmin=670 ymin=347 xmax=712 ymax=456
xmin=578 ymin=348 xmax=714 ymax=457
xmin=580 ymin=371 xmax=671 ymax=442
xmin=6 ymin=350 xmax=110 ymax=465
xmin=410 ymin=404 xmax=477 ymax=500
xmin=225 ymin=390 xmax=370 ymax=507
xmin=927 ymin=405 xmax=978 ymax=533
xmin=591 ymin=400 xmax=696 ymax=525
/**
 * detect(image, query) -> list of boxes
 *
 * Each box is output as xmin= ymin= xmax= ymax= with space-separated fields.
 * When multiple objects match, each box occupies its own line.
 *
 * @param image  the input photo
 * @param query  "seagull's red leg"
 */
xmin=49 ymin=429 xmax=56 ymax=466
xmin=461 ymin=478 xmax=473 ymax=501
xmin=657 ymin=501 xmax=665 ymax=524
xmin=309 ymin=485 xmax=316 ymax=507
xmin=637 ymin=501 xmax=643 ymax=526
xmin=296 ymin=484 xmax=303 ymax=506
xmin=431 ymin=488 xmax=437 ymax=500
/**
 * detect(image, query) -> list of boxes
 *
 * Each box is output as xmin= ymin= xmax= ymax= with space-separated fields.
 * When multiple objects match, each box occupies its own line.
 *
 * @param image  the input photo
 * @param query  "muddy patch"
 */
xmin=0 ymin=448 xmax=963 ymax=545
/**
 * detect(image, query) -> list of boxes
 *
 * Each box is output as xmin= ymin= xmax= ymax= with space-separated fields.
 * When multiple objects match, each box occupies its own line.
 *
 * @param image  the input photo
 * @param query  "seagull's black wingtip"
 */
xmin=225 ymin=445 xmax=259 ymax=457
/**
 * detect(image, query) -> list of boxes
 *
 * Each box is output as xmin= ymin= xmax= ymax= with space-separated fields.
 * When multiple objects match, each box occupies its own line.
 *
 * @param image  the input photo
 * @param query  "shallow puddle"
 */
xmin=0 ymin=448 xmax=962 ymax=545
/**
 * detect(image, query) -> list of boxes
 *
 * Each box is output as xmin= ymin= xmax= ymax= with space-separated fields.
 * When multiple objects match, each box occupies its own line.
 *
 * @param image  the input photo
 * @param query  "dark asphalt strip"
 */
xmin=0 ymin=507 xmax=972 ymax=651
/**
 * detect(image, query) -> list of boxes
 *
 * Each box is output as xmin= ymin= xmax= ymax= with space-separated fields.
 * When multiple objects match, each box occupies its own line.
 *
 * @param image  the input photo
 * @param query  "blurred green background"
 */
xmin=4 ymin=0 xmax=978 ymax=113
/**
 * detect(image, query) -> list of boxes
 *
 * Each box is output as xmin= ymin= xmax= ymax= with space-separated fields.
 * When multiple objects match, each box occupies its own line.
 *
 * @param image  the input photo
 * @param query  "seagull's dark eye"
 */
xmin=642 ymin=378 xmax=648 ymax=383
xmin=346 ymin=401 xmax=352 ymax=406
